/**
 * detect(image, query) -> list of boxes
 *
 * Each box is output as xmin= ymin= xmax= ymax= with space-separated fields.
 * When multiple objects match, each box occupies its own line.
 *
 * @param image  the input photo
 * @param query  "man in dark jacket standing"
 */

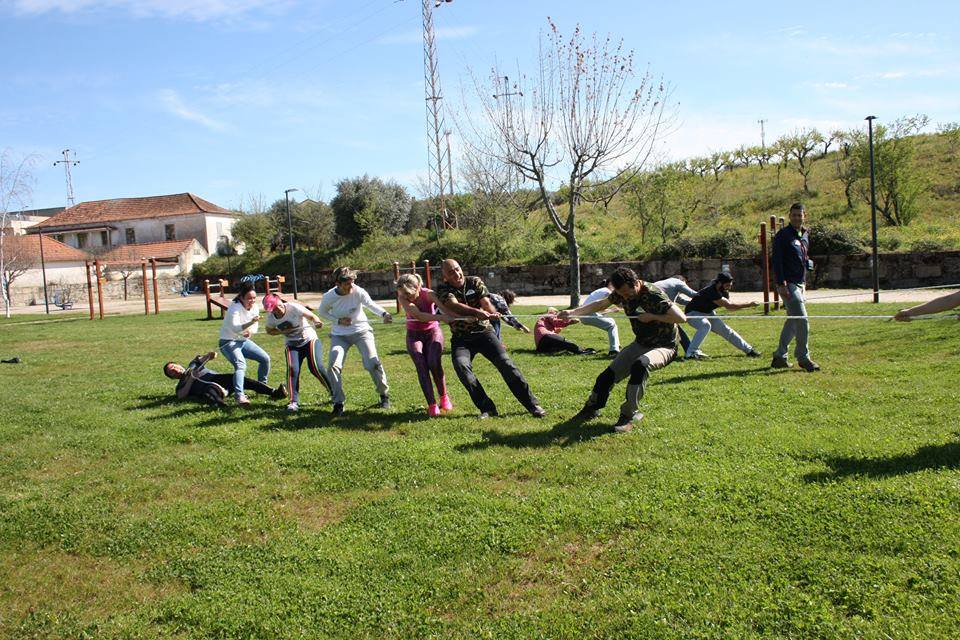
xmin=771 ymin=203 xmax=820 ymax=371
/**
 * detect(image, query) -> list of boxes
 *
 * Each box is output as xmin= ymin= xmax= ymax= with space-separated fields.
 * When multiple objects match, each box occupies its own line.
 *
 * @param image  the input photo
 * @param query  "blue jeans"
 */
xmin=219 ymin=338 xmax=271 ymax=398
xmin=774 ymin=283 xmax=810 ymax=362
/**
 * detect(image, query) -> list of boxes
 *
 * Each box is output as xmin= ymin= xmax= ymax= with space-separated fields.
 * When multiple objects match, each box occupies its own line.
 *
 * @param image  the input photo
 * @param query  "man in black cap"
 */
xmin=683 ymin=272 xmax=762 ymax=360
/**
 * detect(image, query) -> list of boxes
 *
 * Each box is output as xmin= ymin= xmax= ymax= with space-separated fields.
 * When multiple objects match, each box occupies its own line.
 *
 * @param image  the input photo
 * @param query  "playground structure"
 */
xmin=203 ymin=274 xmax=291 ymax=319
xmin=758 ymin=216 xmax=786 ymax=315
xmin=84 ymin=257 xmax=171 ymax=320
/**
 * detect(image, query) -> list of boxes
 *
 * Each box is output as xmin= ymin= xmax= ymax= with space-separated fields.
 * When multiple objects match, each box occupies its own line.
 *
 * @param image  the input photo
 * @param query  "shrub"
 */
xmin=908 ymin=239 xmax=950 ymax=253
xmin=807 ymin=223 xmax=864 ymax=255
xmin=651 ymin=229 xmax=753 ymax=260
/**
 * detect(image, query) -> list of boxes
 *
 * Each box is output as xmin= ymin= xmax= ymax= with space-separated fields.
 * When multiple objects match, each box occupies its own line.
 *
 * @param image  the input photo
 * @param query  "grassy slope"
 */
xmin=0 ymin=308 xmax=958 ymax=638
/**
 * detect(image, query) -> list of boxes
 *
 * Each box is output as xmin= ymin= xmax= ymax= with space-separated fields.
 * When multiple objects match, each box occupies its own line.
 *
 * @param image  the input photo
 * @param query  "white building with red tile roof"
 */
xmin=28 ymin=193 xmax=239 ymax=256
xmin=99 ymin=238 xmax=208 ymax=279
xmin=1 ymin=231 xmax=92 ymax=287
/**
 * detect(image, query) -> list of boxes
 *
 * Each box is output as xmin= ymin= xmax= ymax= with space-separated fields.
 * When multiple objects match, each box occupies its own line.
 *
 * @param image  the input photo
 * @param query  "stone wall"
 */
xmin=194 ymin=251 xmax=960 ymax=300
xmin=11 ymin=277 xmax=186 ymax=308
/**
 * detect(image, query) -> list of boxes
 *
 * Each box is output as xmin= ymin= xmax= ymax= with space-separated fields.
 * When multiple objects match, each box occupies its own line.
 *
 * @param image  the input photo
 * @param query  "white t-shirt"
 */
xmin=584 ymin=287 xmax=613 ymax=306
xmin=317 ymin=284 xmax=388 ymax=336
xmin=265 ymin=301 xmax=318 ymax=347
xmin=219 ymin=300 xmax=260 ymax=341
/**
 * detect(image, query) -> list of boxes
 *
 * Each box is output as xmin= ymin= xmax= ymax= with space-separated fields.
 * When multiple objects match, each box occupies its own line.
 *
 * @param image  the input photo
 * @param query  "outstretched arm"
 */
xmin=894 ymin=291 xmax=960 ymax=321
xmin=716 ymin=298 xmax=759 ymax=312
xmin=559 ymin=297 xmax=613 ymax=318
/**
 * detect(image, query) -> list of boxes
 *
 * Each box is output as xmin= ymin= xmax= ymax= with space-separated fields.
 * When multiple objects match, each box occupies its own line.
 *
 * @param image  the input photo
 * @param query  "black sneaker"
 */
xmin=798 ymin=359 xmax=821 ymax=372
xmin=331 ymin=403 xmax=344 ymax=417
xmin=746 ymin=349 xmax=762 ymax=358
xmin=580 ymin=348 xmax=597 ymax=355
xmin=573 ymin=402 xmax=600 ymax=421
xmin=608 ymin=350 xmax=620 ymax=357
xmin=770 ymin=356 xmax=792 ymax=369
xmin=530 ymin=405 xmax=547 ymax=418
xmin=271 ymin=384 xmax=288 ymax=400
xmin=378 ymin=395 xmax=391 ymax=409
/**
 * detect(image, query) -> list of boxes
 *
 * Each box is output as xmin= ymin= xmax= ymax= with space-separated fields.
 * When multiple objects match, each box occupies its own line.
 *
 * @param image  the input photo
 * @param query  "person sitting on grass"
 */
xmin=894 ymin=291 xmax=960 ymax=322
xmin=263 ymin=294 xmax=332 ymax=413
xmin=683 ymin=272 xmax=762 ymax=361
xmin=163 ymin=351 xmax=286 ymax=406
xmin=488 ymin=289 xmax=532 ymax=339
xmin=534 ymin=308 xmax=596 ymax=355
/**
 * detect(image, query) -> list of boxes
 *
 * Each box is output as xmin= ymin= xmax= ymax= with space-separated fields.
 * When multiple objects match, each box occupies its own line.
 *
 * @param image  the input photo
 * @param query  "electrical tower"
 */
xmin=757 ymin=119 xmax=768 ymax=150
xmin=422 ymin=0 xmax=455 ymax=230
xmin=53 ymin=149 xmax=80 ymax=207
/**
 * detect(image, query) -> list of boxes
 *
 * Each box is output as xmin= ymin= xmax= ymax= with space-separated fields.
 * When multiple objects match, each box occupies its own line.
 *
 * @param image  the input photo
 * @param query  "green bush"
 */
xmin=651 ymin=229 xmax=753 ymax=260
xmin=908 ymin=238 xmax=951 ymax=253
xmin=807 ymin=223 xmax=864 ymax=255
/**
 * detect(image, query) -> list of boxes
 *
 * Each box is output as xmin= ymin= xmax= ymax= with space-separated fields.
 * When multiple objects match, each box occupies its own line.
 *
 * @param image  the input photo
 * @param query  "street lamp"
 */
xmin=284 ymin=188 xmax=300 ymax=299
xmin=865 ymin=115 xmax=879 ymax=303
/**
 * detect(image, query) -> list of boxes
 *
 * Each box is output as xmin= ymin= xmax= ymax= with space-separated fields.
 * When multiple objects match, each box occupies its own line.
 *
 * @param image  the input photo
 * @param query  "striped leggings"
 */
xmin=285 ymin=339 xmax=332 ymax=403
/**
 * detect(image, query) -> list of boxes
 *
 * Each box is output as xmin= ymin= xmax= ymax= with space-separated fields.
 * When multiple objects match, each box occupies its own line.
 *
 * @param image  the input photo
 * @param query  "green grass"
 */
xmin=1 ymin=307 xmax=958 ymax=638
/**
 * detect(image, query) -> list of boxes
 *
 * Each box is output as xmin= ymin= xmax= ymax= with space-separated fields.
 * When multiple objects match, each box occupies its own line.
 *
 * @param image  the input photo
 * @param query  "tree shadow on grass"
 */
xmin=803 ymin=435 xmax=960 ymax=482
xmin=133 ymin=393 xmax=223 ymax=419
xmin=456 ymin=415 xmax=614 ymax=452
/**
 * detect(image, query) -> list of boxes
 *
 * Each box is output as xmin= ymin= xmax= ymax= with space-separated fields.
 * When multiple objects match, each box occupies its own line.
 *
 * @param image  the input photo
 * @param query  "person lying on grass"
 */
xmin=163 ymin=351 xmax=286 ymax=406
xmin=533 ymin=308 xmax=596 ymax=355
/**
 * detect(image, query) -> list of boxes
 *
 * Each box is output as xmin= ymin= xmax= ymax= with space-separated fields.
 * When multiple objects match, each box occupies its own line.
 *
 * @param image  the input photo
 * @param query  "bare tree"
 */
xmin=1 ymin=151 xmax=37 ymax=318
xmin=463 ymin=20 xmax=672 ymax=305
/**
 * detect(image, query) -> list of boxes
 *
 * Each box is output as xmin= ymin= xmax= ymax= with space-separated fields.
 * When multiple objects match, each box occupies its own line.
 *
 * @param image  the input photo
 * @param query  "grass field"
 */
xmin=1 ymin=307 xmax=958 ymax=639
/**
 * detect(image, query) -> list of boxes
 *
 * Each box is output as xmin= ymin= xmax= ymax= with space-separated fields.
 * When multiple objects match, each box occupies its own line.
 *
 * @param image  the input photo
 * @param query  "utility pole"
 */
xmin=53 ymin=149 xmax=80 ymax=207
xmin=421 ymin=0 xmax=455 ymax=231
xmin=866 ymin=115 xmax=879 ymax=304
xmin=757 ymin=119 xmax=768 ymax=150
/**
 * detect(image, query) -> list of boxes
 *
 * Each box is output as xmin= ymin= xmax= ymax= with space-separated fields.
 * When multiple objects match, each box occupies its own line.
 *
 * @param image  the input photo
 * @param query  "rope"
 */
xmin=795 ymin=283 xmax=960 ymax=302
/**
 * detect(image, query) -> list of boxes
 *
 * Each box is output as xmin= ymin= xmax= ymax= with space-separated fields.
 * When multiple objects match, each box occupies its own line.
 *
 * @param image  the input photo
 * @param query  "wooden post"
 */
xmin=150 ymin=258 xmax=159 ymax=315
xmin=760 ymin=223 xmax=770 ymax=315
xmin=203 ymin=279 xmax=212 ymax=319
xmin=219 ymin=279 xmax=227 ymax=318
xmin=424 ymin=260 xmax=431 ymax=289
xmin=94 ymin=259 xmax=105 ymax=320
xmin=769 ymin=215 xmax=780 ymax=310
xmin=276 ymin=275 xmax=285 ymax=294
xmin=142 ymin=260 xmax=151 ymax=315
xmin=85 ymin=261 xmax=95 ymax=320
xmin=393 ymin=261 xmax=401 ymax=313
xmin=410 ymin=260 xmax=416 ymax=274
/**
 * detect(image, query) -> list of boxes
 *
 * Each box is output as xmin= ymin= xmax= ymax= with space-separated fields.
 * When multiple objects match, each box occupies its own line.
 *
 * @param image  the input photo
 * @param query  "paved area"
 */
xmin=5 ymin=287 xmax=958 ymax=318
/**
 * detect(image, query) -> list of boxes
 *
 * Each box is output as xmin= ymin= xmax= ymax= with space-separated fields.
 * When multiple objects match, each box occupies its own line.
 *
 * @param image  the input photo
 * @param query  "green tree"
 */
xmin=232 ymin=212 xmax=278 ymax=259
xmin=854 ymin=115 xmax=930 ymax=226
xmin=331 ymin=176 xmax=412 ymax=243
xmin=778 ymin=129 xmax=823 ymax=194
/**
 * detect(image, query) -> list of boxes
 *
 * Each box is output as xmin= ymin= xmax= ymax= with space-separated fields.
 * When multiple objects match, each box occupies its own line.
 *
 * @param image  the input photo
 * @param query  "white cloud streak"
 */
xmin=9 ymin=0 xmax=292 ymax=22
xmin=157 ymin=89 xmax=227 ymax=131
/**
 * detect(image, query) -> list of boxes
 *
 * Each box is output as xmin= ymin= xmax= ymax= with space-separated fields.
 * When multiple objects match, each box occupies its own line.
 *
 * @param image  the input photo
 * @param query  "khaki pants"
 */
xmin=588 ymin=341 xmax=676 ymax=418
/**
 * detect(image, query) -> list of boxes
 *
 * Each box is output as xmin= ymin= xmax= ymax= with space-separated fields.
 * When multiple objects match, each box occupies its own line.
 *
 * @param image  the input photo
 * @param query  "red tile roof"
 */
xmin=35 ymin=193 xmax=236 ymax=230
xmin=0 ymin=233 xmax=91 ymax=262
xmin=100 ymin=239 xmax=200 ymax=263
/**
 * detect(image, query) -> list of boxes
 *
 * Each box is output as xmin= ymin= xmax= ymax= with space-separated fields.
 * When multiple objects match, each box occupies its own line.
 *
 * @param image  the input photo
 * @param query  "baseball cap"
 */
xmin=262 ymin=293 xmax=281 ymax=312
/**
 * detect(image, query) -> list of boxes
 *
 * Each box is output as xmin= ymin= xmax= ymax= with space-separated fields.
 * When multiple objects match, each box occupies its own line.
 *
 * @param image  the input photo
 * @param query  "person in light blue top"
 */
xmin=578 ymin=279 xmax=622 ymax=355
xmin=653 ymin=276 xmax=699 ymax=359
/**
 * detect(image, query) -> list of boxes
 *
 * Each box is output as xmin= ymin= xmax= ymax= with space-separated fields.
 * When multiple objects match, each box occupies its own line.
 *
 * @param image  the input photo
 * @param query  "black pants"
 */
xmin=202 ymin=373 xmax=276 ymax=396
xmin=451 ymin=330 xmax=539 ymax=413
xmin=536 ymin=333 xmax=582 ymax=355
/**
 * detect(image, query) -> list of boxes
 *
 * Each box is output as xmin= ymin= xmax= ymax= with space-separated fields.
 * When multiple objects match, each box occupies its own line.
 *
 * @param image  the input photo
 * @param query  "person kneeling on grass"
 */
xmin=683 ymin=272 xmax=762 ymax=361
xmin=560 ymin=267 xmax=685 ymax=433
xmin=263 ymin=294 xmax=332 ymax=413
xmin=534 ymin=308 xmax=595 ymax=355
xmin=397 ymin=273 xmax=456 ymax=418
xmin=163 ymin=351 xmax=286 ymax=406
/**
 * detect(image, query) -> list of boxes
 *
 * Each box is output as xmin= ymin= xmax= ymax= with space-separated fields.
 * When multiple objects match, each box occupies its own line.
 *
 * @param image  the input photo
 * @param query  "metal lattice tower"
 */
xmin=422 ymin=0 xmax=455 ymax=229
xmin=53 ymin=149 xmax=80 ymax=207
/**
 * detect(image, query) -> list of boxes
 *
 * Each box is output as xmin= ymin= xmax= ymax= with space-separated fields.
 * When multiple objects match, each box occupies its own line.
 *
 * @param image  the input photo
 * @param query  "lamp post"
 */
xmin=38 ymin=232 xmax=50 ymax=314
xmin=284 ymin=188 xmax=300 ymax=299
xmin=866 ymin=115 xmax=879 ymax=303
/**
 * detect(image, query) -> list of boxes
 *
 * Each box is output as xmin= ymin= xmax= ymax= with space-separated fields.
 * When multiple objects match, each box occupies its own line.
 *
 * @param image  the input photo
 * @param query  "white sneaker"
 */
xmin=286 ymin=401 xmax=299 ymax=412
xmin=236 ymin=394 xmax=251 ymax=407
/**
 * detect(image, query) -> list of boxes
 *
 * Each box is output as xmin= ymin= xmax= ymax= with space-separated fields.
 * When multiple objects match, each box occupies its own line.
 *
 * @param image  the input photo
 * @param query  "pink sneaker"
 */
xmin=439 ymin=395 xmax=454 ymax=412
xmin=428 ymin=403 xmax=441 ymax=418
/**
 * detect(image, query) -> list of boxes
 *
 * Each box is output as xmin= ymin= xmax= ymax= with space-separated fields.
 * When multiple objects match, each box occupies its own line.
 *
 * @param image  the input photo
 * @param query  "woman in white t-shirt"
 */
xmin=263 ymin=294 xmax=332 ymax=413
xmin=218 ymin=281 xmax=271 ymax=406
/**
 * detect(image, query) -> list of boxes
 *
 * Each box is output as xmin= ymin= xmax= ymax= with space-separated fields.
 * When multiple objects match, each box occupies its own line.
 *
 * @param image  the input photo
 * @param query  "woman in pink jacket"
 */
xmin=534 ymin=308 xmax=596 ymax=355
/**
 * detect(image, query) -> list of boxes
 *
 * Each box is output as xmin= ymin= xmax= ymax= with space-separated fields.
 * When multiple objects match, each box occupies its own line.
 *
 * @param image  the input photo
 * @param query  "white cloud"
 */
xmin=9 ymin=0 xmax=292 ymax=22
xmin=378 ymin=25 xmax=479 ymax=45
xmin=157 ymin=89 xmax=227 ymax=131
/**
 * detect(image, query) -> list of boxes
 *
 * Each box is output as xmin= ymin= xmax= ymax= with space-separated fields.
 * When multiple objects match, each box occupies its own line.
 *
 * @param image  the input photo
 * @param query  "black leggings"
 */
xmin=536 ymin=333 xmax=583 ymax=354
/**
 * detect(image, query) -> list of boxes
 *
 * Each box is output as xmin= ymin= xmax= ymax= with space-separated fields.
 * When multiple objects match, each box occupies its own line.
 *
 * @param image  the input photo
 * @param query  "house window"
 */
xmin=53 ymin=234 xmax=64 ymax=243
xmin=125 ymin=228 xmax=136 ymax=244
xmin=216 ymin=222 xmax=224 ymax=237
xmin=100 ymin=230 xmax=109 ymax=246
xmin=76 ymin=232 xmax=88 ymax=249
xmin=165 ymin=224 xmax=175 ymax=241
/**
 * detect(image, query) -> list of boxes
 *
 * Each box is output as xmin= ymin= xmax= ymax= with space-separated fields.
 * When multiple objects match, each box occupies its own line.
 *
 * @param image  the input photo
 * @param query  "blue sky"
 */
xmin=2 ymin=0 xmax=957 ymax=212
